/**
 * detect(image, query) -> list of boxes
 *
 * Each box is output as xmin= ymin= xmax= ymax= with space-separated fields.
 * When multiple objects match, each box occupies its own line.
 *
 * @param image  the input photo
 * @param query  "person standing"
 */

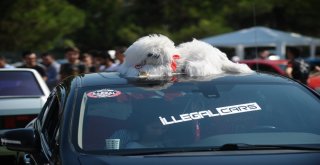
xmin=0 ymin=55 xmax=15 ymax=69
xmin=41 ymin=52 xmax=60 ymax=90
xmin=110 ymin=46 xmax=127 ymax=72
xmin=18 ymin=51 xmax=47 ymax=80
xmin=59 ymin=47 xmax=88 ymax=81
xmin=285 ymin=48 xmax=310 ymax=84
xmin=98 ymin=51 xmax=117 ymax=72
xmin=81 ymin=52 xmax=97 ymax=73
xmin=91 ymin=50 xmax=107 ymax=72
xmin=257 ymin=50 xmax=270 ymax=60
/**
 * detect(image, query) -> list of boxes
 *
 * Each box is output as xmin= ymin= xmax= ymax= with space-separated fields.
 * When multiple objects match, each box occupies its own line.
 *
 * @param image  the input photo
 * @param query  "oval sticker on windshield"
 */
xmin=87 ymin=89 xmax=121 ymax=98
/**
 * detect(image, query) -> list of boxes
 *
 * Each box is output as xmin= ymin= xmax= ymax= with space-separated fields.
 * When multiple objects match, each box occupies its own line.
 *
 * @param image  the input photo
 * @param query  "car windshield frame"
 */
xmin=72 ymin=77 xmax=320 ymax=155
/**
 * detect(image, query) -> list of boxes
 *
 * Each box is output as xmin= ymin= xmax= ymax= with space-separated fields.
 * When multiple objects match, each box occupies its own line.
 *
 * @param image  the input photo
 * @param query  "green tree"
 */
xmin=1 ymin=0 xmax=319 ymax=52
xmin=69 ymin=0 xmax=234 ymax=50
xmin=66 ymin=0 xmax=320 ymax=51
xmin=0 ymin=0 xmax=85 ymax=51
xmin=117 ymin=0 xmax=232 ymax=43
xmin=69 ymin=0 xmax=132 ymax=51
xmin=222 ymin=0 xmax=320 ymax=37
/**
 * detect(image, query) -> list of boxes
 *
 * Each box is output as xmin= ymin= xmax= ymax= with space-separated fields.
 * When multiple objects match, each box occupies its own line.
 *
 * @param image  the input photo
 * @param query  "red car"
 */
xmin=308 ymin=73 xmax=320 ymax=93
xmin=240 ymin=59 xmax=320 ymax=93
xmin=239 ymin=59 xmax=288 ymax=76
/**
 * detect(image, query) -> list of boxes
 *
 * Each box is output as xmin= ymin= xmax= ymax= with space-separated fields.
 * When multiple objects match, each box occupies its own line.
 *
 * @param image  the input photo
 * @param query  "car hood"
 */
xmin=0 ymin=97 xmax=45 ymax=116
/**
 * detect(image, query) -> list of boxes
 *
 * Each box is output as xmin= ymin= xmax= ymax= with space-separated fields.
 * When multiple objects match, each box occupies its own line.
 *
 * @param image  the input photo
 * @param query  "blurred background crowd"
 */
xmin=0 ymin=46 xmax=127 ymax=90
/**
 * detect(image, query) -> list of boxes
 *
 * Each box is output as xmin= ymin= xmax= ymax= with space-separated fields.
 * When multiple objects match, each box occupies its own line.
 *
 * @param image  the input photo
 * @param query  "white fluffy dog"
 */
xmin=176 ymin=39 xmax=253 ymax=76
xmin=119 ymin=34 xmax=252 ymax=78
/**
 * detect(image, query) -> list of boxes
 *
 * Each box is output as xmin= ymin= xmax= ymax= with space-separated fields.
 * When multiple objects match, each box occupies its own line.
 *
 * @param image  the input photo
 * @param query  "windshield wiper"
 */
xmin=99 ymin=144 xmax=320 ymax=156
xmin=218 ymin=143 xmax=320 ymax=151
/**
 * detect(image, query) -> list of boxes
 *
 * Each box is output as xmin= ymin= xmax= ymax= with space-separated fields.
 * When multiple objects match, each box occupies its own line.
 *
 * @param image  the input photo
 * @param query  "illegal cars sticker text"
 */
xmin=159 ymin=102 xmax=261 ymax=125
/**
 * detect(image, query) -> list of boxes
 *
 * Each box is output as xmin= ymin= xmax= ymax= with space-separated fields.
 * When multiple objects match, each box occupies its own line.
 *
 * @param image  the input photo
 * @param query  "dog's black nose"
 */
xmin=147 ymin=53 xmax=153 ymax=57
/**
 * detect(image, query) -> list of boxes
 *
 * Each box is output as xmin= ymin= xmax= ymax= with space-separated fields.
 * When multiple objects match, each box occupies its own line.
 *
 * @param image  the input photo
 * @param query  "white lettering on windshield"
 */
xmin=159 ymin=102 xmax=261 ymax=125
xmin=216 ymin=102 xmax=261 ymax=116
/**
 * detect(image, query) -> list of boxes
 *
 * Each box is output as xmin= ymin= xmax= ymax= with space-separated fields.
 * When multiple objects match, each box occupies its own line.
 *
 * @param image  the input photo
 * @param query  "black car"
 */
xmin=1 ymin=72 xmax=320 ymax=165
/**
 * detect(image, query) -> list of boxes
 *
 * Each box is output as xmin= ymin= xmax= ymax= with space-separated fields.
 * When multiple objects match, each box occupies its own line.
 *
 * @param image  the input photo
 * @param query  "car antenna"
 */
xmin=252 ymin=0 xmax=259 ymax=71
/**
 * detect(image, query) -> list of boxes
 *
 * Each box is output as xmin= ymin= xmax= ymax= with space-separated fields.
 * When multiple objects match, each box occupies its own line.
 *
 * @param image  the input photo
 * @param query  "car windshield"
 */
xmin=0 ymin=71 xmax=44 ymax=97
xmin=76 ymin=79 xmax=320 ymax=153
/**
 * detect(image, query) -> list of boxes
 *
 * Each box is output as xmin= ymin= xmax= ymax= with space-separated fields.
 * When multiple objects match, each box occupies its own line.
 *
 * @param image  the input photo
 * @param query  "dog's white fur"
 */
xmin=119 ymin=34 xmax=253 ymax=78
xmin=177 ymin=39 xmax=253 ymax=76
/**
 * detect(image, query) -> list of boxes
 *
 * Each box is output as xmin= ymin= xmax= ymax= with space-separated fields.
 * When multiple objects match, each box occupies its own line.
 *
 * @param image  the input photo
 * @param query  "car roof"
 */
xmin=0 ymin=68 xmax=42 ymax=72
xmin=70 ymin=72 xmax=294 ymax=88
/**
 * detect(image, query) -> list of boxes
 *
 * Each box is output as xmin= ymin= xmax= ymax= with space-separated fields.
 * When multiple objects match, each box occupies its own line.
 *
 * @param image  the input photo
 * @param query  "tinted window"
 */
xmin=36 ymin=90 xmax=62 ymax=162
xmin=42 ymin=96 xmax=60 ymax=145
xmin=77 ymin=82 xmax=320 ymax=152
xmin=0 ymin=71 xmax=44 ymax=96
xmin=39 ymin=94 xmax=61 ymax=160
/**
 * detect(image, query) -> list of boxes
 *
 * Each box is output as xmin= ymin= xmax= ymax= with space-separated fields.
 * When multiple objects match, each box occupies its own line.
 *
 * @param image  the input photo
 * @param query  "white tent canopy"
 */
xmin=201 ymin=26 xmax=320 ymax=59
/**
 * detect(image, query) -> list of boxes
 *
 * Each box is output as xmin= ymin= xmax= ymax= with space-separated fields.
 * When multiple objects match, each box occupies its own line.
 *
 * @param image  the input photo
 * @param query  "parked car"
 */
xmin=1 ymin=71 xmax=320 ymax=165
xmin=0 ymin=68 xmax=50 ymax=162
xmin=305 ymin=58 xmax=320 ymax=92
xmin=239 ymin=59 xmax=288 ymax=76
xmin=304 ymin=57 xmax=320 ymax=72
xmin=308 ymin=72 xmax=320 ymax=93
xmin=240 ymin=59 xmax=320 ymax=92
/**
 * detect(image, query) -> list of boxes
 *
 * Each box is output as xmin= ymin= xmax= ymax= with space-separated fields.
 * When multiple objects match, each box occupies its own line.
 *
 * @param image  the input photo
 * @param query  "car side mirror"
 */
xmin=0 ymin=128 xmax=40 ymax=152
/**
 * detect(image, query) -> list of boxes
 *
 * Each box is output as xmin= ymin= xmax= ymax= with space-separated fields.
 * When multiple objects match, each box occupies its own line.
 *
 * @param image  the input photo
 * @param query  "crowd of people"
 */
xmin=0 ymin=46 xmax=127 ymax=90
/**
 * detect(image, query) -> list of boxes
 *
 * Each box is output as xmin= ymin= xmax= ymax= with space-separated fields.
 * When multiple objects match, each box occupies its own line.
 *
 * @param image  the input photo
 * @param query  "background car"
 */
xmin=239 ymin=59 xmax=288 ymax=76
xmin=1 ymin=72 xmax=320 ymax=164
xmin=0 ymin=68 xmax=50 ymax=163
xmin=308 ymin=72 xmax=320 ymax=93
xmin=304 ymin=57 xmax=320 ymax=72
xmin=305 ymin=58 xmax=320 ymax=92
xmin=240 ymin=59 xmax=320 ymax=92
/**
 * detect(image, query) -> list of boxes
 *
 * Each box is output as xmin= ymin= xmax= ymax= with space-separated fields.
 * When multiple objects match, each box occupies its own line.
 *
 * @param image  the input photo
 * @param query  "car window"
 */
xmin=0 ymin=71 xmax=44 ymax=96
xmin=40 ymin=94 xmax=61 ymax=155
xmin=76 ymin=82 xmax=320 ymax=152
xmin=38 ymin=92 xmax=55 ymax=125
